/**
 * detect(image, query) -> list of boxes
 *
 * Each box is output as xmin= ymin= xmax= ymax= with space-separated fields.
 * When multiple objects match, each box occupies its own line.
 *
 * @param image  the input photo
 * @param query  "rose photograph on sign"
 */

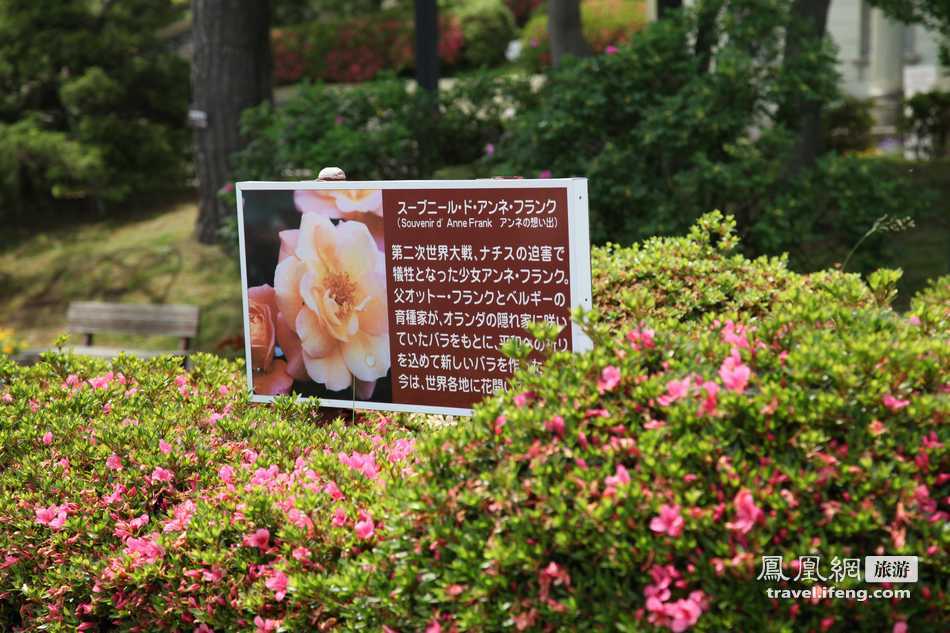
xmin=242 ymin=188 xmax=392 ymax=402
xmin=239 ymin=179 xmax=592 ymax=415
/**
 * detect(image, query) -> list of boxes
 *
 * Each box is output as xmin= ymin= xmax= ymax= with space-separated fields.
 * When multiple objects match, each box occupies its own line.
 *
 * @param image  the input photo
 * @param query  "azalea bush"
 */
xmin=342 ymin=213 xmax=949 ymax=631
xmin=1 ymin=214 xmax=947 ymax=632
xmin=272 ymin=11 xmax=464 ymax=85
xmin=0 ymin=352 xmax=420 ymax=631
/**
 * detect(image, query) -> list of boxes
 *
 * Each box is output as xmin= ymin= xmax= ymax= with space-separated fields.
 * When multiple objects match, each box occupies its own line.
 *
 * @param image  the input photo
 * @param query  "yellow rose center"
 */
xmin=326 ymin=271 xmax=357 ymax=311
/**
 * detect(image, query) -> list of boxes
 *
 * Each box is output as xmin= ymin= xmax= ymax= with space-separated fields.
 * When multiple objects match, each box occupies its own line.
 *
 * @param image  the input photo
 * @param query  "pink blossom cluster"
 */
xmin=34 ymin=503 xmax=70 ymax=530
xmin=339 ymin=451 xmax=380 ymax=480
xmin=643 ymin=565 xmax=707 ymax=632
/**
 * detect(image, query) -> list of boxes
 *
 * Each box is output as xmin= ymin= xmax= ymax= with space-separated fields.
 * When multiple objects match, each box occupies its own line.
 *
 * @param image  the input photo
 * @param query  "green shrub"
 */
xmin=344 ymin=213 xmax=949 ymax=631
xmin=500 ymin=3 xmax=930 ymax=271
xmin=233 ymin=73 xmax=534 ymax=183
xmin=453 ymin=0 xmax=519 ymax=67
xmin=903 ymin=90 xmax=950 ymax=160
xmin=519 ymin=0 xmax=648 ymax=70
xmin=0 ymin=352 xmax=418 ymax=630
xmin=823 ymin=97 xmax=874 ymax=155
xmin=0 ymin=214 xmax=947 ymax=631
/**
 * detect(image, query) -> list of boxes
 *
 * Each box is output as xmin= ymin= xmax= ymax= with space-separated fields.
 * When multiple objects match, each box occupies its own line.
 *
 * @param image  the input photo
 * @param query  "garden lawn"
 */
xmin=0 ymin=198 xmax=244 ymax=354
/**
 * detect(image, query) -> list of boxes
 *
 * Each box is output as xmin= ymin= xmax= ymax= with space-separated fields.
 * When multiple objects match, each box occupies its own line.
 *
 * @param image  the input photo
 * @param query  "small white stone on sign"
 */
xmin=318 ymin=167 xmax=346 ymax=181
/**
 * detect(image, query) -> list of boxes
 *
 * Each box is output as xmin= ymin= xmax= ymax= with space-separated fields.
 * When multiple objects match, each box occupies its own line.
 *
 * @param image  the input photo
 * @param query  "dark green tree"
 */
xmin=0 ymin=0 xmax=189 ymax=216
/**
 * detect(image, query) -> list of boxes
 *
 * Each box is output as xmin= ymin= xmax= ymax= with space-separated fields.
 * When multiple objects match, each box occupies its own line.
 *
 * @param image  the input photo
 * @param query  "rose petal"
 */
xmin=278 ymin=229 xmax=299 ymax=263
xmin=274 ymin=257 xmax=306 ymax=325
xmin=295 ymin=308 xmax=337 ymax=358
xmin=254 ymin=360 xmax=293 ymax=395
xmin=275 ymin=312 xmax=308 ymax=381
xmin=356 ymin=271 xmax=388 ymax=336
xmin=303 ymin=347 xmax=352 ymax=391
xmin=342 ymin=331 xmax=390 ymax=382
xmin=294 ymin=190 xmax=342 ymax=217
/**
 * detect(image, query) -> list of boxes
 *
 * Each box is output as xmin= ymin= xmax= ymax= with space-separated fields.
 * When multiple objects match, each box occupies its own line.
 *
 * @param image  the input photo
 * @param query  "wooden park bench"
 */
xmin=15 ymin=302 xmax=200 ymax=365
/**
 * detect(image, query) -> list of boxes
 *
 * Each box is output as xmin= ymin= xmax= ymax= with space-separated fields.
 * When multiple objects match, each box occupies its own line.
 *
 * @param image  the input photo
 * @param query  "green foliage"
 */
xmin=0 ymin=0 xmax=189 ymax=217
xmin=453 ymin=0 xmax=519 ymax=67
xmin=519 ymin=0 xmax=648 ymax=70
xmin=233 ymin=73 xmax=534 ymax=183
xmin=342 ymin=213 xmax=949 ymax=631
xmin=903 ymin=90 xmax=950 ymax=159
xmin=499 ymin=1 xmax=928 ymax=269
xmin=823 ymin=97 xmax=874 ymax=154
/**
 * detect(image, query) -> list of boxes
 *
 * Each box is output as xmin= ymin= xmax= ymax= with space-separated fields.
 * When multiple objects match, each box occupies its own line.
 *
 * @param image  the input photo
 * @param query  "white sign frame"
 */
xmin=237 ymin=178 xmax=592 ymax=416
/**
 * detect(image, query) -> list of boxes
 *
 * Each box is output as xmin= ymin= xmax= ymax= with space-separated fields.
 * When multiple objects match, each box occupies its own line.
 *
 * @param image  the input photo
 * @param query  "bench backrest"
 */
xmin=67 ymin=302 xmax=200 ymax=350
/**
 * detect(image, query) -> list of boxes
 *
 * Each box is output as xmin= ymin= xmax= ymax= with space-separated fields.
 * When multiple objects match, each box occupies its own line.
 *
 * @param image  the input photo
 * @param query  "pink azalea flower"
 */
xmin=323 ymin=481 xmax=344 ymax=501
xmin=626 ymin=326 xmax=656 ymax=350
xmin=893 ymin=621 xmax=908 ymax=633
xmin=484 ymin=143 xmax=495 ymax=157
xmin=124 ymin=533 xmax=164 ymax=567
xmin=494 ymin=415 xmax=507 ymax=435
xmin=254 ymin=616 xmax=281 ymax=633
xmin=720 ymin=320 xmax=750 ymax=349
xmin=105 ymin=453 xmax=122 ymax=471
xmin=265 ymin=569 xmax=289 ymax=601
xmin=286 ymin=508 xmax=313 ymax=532
xmin=658 ymin=378 xmax=690 ymax=406
xmin=513 ymin=391 xmax=535 ymax=408
xmin=426 ymin=621 xmax=442 ymax=633
xmin=292 ymin=546 xmax=311 ymax=561
xmin=150 ymin=466 xmax=173 ymax=484
xmin=243 ymin=528 xmax=270 ymax=550
xmin=719 ymin=350 xmax=751 ymax=393
xmin=332 ymin=507 xmax=348 ymax=527
xmin=88 ymin=372 xmax=114 ymax=389
xmin=538 ymin=170 xmax=552 ymax=179
xmin=725 ymin=489 xmax=763 ymax=534
xmin=158 ymin=439 xmax=172 ymax=454
xmin=218 ymin=464 xmax=234 ymax=484
xmin=104 ymin=483 xmax=125 ymax=505
xmin=604 ymin=464 xmax=631 ymax=497
xmin=650 ymin=504 xmax=685 ymax=538
xmin=545 ymin=415 xmax=565 ymax=437
xmin=598 ymin=366 xmax=621 ymax=393
xmin=42 ymin=431 xmax=53 ymax=445
xmin=35 ymin=504 xmax=67 ymax=529
xmin=882 ymin=394 xmax=910 ymax=411
xmin=355 ymin=511 xmax=375 ymax=540
xmin=605 ymin=44 xmax=619 ymax=55
xmin=697 ymin=381 xmax=719 ymax=417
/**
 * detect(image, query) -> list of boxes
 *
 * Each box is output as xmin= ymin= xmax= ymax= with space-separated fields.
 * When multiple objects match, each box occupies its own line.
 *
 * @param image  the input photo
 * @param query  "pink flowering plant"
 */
xmin=341 ymin=214 xmax=948 ymax=631
xmin=0 ymin=214 xmax=946 ymax=631
xmin=0 ymin=352 xmax=418 ymax=630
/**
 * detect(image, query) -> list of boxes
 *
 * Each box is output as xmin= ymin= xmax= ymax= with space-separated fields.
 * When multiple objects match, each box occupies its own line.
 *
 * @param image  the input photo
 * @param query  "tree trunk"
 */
xmin=414 ymin=0 xmax=439 ymax=93
xmin=784 ymin=0 xmax=832 ymax=175
xmin=192 ymin=0 xmax=273 ymax=244
xmin=694 ymin=0 xmax=724 ymax=74
xmin=548 ymin=0 xmax=592 ymax=66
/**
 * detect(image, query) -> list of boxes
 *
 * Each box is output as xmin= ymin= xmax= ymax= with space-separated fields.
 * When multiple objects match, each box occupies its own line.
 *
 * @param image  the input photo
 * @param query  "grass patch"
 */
xmin=0 ymin=199 xmax=244 ymax=353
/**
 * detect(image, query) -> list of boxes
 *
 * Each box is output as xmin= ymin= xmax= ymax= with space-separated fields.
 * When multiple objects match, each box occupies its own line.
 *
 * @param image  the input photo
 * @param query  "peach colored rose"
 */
xmin=294 ymin=189 xmax=384 ymax=251
xmin=274 ymin=213 xmax=389 ymax=393
xmin=247 ymin=285 xmax=293 ymax=395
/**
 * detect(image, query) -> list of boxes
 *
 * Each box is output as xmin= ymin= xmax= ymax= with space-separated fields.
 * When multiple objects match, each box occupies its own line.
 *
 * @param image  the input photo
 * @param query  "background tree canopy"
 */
xmin=0 ymin=0 xmax=189 ymax=218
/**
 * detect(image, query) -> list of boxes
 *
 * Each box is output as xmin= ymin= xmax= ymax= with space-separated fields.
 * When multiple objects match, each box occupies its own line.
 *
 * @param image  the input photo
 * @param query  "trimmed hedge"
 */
xmin=1 ymin=214 xmax=947 ymax=631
